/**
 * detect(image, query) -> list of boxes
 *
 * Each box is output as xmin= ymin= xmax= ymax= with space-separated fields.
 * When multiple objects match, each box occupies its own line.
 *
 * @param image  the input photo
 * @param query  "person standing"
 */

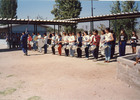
xmin=28 ymin=34 xmax=32 ymax=50
xmin=91 ymin=30 xmax=100 ymax=61
xmin=32 ymin=33 xmax=37 ymax=51
xmin=104 ymin=28 xmax=114 ymax=63
xmin=69 ymin=33 xmax=75 ymax=57
xmin=130 ymin=31 xmax=138 ymax=54
xmin=63 ymin=33 xmax=69 ymax=56
xmin=110 ymin=30 xmax=116 ymax=59
xmin=57 ymin=34 xmax=62 ymax=56
xmin=99 ymin=30 xmax=105 ymax=56
xmin=83 ymin=31 xmax=90 ymax=59
xmin=119 ymin=30 xmax=127 ymax=56
xmin=51 ymin=33 xmax=56 ymax=54
xmin=43 ymin=33 xmax=48 ymax=54
xmin=21 ymin=32 xmax=28 ymax=56
xmin=77 ymin=32 xmax=83 ymax=58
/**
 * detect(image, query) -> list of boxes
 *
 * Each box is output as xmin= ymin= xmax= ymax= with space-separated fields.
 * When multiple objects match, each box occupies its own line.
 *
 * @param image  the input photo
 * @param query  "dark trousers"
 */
xmin=85 ymin=46 xmax=89 ymax=58
xmin=119 ymin=41 xmax=126 ymax=56
xmin=77 ymin=47 xmax=82 ymax=58
xmin=22 ymin=48 xmax=27 ymax=55
xmin=44 ymin=44 xmax=47 ymax=54
xmin=93 ymin=46 xmax=99 ymax=59
xmin=51 ymin=45 xmax=55 ymax=54
xmin=65 ymin=48 xmax=69 ymax=56
xmin=111 ymin=44 xmax=115 ymax=58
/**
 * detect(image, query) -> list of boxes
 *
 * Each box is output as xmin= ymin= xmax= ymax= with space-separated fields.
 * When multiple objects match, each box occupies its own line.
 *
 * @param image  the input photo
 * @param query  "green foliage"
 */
xmin=110 ymin=1 xmax=138 ymax=40
xmin=51 ymin=0 xmax=82 ymax=32
xmin=0 ymin=88 xmax=16 ymax=96
xmin=0 ymin=0 xmax=17 ymax=18
xmin=27 ymin=96 xmax=42 ymax=100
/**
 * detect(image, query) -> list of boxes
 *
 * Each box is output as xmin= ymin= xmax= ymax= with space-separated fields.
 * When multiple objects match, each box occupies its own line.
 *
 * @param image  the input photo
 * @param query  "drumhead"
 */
xmin=38 ymin=39 xmax=44 ymax=47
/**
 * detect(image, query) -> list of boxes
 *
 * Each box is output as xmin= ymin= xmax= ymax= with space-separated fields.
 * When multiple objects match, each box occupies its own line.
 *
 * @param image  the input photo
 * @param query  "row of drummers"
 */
xmin=36 ymin=28 xmax=114 ymax=63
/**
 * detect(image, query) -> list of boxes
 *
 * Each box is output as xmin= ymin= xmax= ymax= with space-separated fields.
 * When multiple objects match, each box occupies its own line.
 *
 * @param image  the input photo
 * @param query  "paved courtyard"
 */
xmin=0 ymin=48 xmax=140 ymax=100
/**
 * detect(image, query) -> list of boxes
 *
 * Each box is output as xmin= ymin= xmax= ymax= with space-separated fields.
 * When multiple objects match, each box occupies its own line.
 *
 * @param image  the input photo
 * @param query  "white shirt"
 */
xmin=37 ymin=35 xmax=42 ymax=41
xmin=55 ymin=35 xmax=59 ymax=42
xmin=83 ymin=35 xmax=90 ymax=45
xmin=105 ymin=33 xmax=112 ymax=42
xmin=69 ymin=36 xmax=75 ymax=45
xmin=44 ymin=36 xmax=48 ymax=44
xmin=90 ymin=35 xmax=94 ymax=42
xmin=51 ymin=36 xmax=56 ymax=45
xmin=64 ymin=36 xmax=69 ymax=43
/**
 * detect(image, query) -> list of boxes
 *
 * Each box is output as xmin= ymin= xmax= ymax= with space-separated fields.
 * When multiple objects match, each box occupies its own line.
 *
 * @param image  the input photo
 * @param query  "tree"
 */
xmin=110 ymin=1 xmax=122 ymax=39
xmin=110 ymin=1 xmax=138 ymax=40
xmin=51 ymin=0 xmax=82 ymax=32
xmin=0 ymin=0 xmax=18 ymax=18
xmin=121 ymin=1 xmax=138 ymax=39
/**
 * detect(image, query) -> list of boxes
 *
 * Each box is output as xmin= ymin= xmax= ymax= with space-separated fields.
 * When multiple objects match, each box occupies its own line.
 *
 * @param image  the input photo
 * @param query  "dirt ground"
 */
xmin=0 ymin=46 xmax=140 ymax=100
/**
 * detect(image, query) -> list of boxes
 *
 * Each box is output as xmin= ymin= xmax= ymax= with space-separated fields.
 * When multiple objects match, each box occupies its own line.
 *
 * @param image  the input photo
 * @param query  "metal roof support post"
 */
xmin=36 ymin=25 xmax=38 ymax=34
xmin=109 ymin=20 xmax=110 ymax=29
xmin=115 ymin=17 xmax=117 ymax=34
xmin=74 ymin=24 xmax=76 ymax=35
xmin=10 ymin=24 xmax=13 ymax=34
xmin=58 ymin=24 xmax=60 ymax=34
xmin=54 ymin=25 xmax=55 ymax=34
xmin=34 ymin=24 xmax=36 ymax=34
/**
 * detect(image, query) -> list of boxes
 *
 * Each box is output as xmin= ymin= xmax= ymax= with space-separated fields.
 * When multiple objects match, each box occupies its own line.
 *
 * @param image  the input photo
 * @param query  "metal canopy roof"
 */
xmin=0 ymin=18 xmax=77 ymax=25
xmin=65 ymin=11 xmax=140 ymax=23
xmin=0 ymin=11 xmax=140 ymax=25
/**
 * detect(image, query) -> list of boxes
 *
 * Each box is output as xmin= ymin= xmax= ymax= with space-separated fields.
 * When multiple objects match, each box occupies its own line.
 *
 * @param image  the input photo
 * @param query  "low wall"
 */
xmin=117 ymin=54 xmax=140 ymax=89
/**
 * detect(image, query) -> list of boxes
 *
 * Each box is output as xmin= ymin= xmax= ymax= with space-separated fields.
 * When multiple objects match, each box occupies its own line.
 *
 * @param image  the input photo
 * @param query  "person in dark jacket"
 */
xmin=21 ymin=32 xmax=28 ymax=56
xmin=119 ymin=30 xmax=127 ymax=56
xmin=77 ymin=32 xmax=83 ymax=58
xmin=110 ymin=30 xmax=116 ymax=59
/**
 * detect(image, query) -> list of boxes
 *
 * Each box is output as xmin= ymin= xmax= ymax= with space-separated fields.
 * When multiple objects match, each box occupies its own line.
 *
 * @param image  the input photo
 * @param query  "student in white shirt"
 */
xmin=51 ymin=33 xmax=56 ymax=54
xmin=63 ymin=33 xmax=69 ymax=56
xmin=69 ymin=33 xmax=75 ymax=57
xmin=43 ymin=33 xmax=48 ymax=54
xmin=83 ymin=31 xmax=90 ymax=59
xmin=104 ymin=28 xmax=114 ymax=63
xmin=37 ymin=33 xmax=42 ymax=52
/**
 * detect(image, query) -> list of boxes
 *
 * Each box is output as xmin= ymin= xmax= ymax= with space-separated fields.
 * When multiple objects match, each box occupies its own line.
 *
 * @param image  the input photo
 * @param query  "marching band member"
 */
xmin=51 ymin=33 xmax=56 ymax=55
xmin=63 ymin=33 xmax=69 ymax=56
xmin=91 ymin=30 xmax=100 ymax=61
xmin=37 ymin=33 xmax=42 ymax=52
xmin=43 ymin=33 xmax=48 ymax=54
xmin=57 ymin=34 xmax=62 ymax=56
xmin=110 ymin=30 xmax=116 ymax=59
xmin=28 ymin=34 xmax=32 ymax=50
xmin=32 ymin=33 xmax=37 ymax=51
xmin=130 ymin=31 xmax=138 ymax=54
xmin=119 ymin=30 xmax=127 ymax=56
xmin=21 ymin=32 xmax=28 ymax=56
xmin=104 ymin=28 xmax=114 ymax=63
xmin=77 ymin=32 xmax=82 ymax=58
xmin=69 ymin=33 xmax=75 ymax=57
xmin=83 ymin=31 xmax=90 ymax=59
xmin=100 ymin=30 xmax=105 ymax=56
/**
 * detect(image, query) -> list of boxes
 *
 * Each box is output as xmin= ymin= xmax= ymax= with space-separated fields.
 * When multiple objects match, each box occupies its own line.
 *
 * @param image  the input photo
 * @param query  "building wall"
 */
xmin=12 ymin=25 xmax=47 ymax=34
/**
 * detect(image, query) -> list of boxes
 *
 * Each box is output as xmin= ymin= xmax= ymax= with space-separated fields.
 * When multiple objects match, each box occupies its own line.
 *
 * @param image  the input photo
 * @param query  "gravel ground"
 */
xmin=0 ymin=45 xmax=140 ymax=100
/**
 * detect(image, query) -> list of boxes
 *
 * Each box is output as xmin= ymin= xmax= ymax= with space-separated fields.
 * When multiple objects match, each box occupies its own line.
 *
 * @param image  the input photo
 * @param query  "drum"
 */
xmin=38 ymin=39 xmax=44 ymax=47
xmin=100 ymin=44 xmax=108 ymax=50
xmin=55 ymin=45 xmax=58 ymax=49
xmin=89 ymin=45 xmax=96 ymax=51
xmin=30 ymin=41 xmax=34 ymax=47
xmin=72 ymin=45 xmax=77 ymax=50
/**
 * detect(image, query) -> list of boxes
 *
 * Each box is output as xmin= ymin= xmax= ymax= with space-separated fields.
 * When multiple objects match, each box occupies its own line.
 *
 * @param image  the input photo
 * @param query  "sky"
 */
xmin=17 ymin=0 xmax=140 ymax=30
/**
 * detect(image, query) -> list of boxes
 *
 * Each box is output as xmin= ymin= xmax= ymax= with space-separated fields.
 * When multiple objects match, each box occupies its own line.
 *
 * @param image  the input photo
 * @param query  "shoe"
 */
xmin=104 ymin=61 xmax=107 ymax=63
xmin=93 ymin=59 xmax=97 ymax=62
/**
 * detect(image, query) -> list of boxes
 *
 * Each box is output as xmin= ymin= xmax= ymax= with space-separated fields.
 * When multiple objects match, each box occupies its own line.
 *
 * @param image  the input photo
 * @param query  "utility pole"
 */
xmin=90 ymin=0 xmax=94 ymax=32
